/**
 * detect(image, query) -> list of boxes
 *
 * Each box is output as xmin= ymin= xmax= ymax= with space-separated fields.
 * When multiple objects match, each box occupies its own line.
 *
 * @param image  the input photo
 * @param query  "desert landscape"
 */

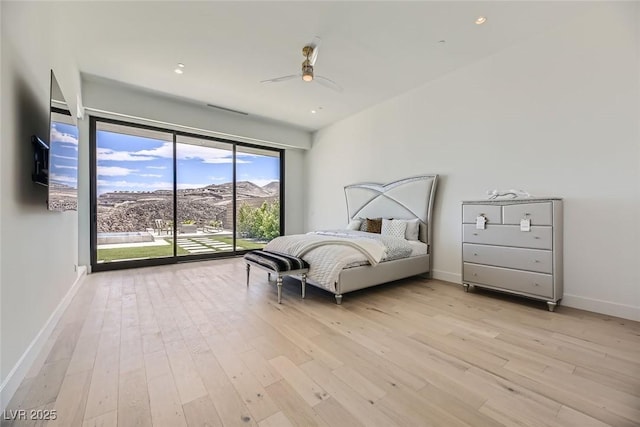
xmin=97 ymin=180 xmax=279 ymax=233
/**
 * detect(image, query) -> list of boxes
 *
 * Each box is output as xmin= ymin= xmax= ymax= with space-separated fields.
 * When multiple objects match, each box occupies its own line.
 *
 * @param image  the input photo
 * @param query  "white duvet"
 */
xmin=264 ymin=230 xmax=412 ymax=293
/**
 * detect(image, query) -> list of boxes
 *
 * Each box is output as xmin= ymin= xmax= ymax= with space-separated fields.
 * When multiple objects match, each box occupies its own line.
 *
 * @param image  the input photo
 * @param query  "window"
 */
xmin=90 ymin=118 xmax=283 ymax=270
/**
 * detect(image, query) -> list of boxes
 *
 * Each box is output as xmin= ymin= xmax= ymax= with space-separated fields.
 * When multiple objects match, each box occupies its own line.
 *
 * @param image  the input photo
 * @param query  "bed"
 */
xmin=264 ymin=175 xmax=438 ymax=304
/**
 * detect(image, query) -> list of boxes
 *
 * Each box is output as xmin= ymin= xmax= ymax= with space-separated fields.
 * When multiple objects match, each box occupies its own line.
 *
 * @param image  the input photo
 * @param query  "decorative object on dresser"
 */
xmin=461 ymin=198 xmax=563 ymax=312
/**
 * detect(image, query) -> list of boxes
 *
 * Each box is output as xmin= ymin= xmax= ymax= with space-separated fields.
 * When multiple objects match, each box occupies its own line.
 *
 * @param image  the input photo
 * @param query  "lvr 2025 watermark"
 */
xmin=2 ymin=409 xmax=57 ymax=420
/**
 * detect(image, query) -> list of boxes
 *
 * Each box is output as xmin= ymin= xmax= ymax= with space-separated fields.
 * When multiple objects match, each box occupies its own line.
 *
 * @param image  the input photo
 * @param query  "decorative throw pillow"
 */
xmin=360 ymin=218 xmax=382 ymax=234
xmin=346 ymin=219 xmax=362 ymax=230
xmin=381 ymin=219 xmax=407 ymax=239
xmin=403 ymin=218 xmax=421 ymax=241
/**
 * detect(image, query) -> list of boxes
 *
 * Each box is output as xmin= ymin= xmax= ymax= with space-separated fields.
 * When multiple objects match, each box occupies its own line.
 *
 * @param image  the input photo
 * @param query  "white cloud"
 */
xmin=97 ymin=179 xmax=173 ymax=190
xmin=134 ymin=143 xmax=173 ymax=158
xmin=139 ymin=173 xmax=162 ymax=178
xmin=56 ymin=165 xmax=78 ymax=170
xmin=98 ymin=166 xmax=138 ymax=177
xmin=50 ymin=173 xmax=77 ymax=184
xmin=51 ymin=154 xmax=76 ymax=160
xmin=97 ymin=147 xmax=156 ymax=162
xmin=135 ymin=142 xmax=250 ymax=164
xmin=97 ymin=143 xmax=256 ymax=166
xmin=51 ymin=126 xmax=78 ymax=145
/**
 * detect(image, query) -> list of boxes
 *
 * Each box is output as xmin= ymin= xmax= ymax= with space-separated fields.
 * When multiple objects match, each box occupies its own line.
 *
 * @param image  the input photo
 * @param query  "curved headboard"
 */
xmin=344 ymin=175 xmax=438 ymax=249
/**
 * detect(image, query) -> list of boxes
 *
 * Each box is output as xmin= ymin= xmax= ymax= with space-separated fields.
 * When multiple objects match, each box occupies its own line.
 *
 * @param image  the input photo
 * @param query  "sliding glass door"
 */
xmin=93 ymin=121 xmax=175 ymax=265
xmin=236 ymin=145 xmax=282 ymax=250
xmin=176 ymin=135 xmax=235 ymax=256
xmin=90 ymin=117 xmax=283 ymax=271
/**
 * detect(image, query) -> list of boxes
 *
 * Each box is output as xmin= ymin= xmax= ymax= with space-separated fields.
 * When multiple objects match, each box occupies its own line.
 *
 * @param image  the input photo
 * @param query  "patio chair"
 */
xmin=154 ymin=219 xmax=172 ymax=235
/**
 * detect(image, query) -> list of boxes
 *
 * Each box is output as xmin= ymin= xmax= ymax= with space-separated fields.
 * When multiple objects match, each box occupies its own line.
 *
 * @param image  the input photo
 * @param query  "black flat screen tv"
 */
xmin=31 ymin=135 xmax=49 ymax=186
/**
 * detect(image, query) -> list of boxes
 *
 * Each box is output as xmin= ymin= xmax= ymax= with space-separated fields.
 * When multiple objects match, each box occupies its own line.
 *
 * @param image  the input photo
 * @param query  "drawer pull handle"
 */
xmin=534 ymin=236 xmax=540 ymax=239
xmin=534 ymin=260 xmax=540 ymax=263
xmin=473 ymin=273 xmax=478 ymax=277
xmin=473 ymin=253 xmax=478 ymax=256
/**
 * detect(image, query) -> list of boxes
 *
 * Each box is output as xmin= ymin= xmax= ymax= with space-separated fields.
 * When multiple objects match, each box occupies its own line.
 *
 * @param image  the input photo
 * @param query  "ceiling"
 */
xmin=57 ymin=1 xmax=595 ymax=131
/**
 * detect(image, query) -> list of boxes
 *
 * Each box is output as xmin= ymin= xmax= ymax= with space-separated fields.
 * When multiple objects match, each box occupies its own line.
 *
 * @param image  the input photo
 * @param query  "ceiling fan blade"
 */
xmin=260 ymin=74 xmax=299 ymax=83
xmin=309 ymin=36 xmax=321 ymax=66
xmin=315 ymin=75 xmax=343 ymax=93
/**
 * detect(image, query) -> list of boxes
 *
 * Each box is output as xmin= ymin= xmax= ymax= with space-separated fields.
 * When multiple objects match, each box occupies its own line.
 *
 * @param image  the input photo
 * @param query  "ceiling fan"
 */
xmin=261 ymin=37 xmax=343 ymax=93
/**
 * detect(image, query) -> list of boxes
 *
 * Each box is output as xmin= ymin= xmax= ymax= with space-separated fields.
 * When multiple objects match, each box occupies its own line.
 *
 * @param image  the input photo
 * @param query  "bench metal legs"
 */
xmin=276 ymin=276 xmax=283 ymax=304
xmin=301 ymin=274 xmax=306 ymax=299
xmin=245 ymin=262 xmax=307 ymax=304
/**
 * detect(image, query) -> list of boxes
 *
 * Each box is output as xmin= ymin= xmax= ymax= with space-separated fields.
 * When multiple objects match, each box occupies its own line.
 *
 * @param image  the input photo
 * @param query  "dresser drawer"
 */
xmin=462 ymin=224 xmax=552 ymax=250
xmin=463 ymin=244 xmax=553 ymax=274
xmin=462 ymin=204 xmax=502 ymax=224
xmin=503 ymin=202 xmax=552 ymax=226
xmin=463 ymin=263 xmax=553 ymax=298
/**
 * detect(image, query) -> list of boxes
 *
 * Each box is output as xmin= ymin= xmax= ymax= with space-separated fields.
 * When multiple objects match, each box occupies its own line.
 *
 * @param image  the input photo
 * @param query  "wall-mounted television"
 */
xmin=32 ymin=70 xmax=78 ymax=211
xmin=31 ymin=135 xmax=49 ymax=186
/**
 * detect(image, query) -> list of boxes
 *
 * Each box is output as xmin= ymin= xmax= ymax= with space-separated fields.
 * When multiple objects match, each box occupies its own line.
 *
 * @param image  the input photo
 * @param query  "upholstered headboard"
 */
xmin=344 ymin=175 xmax=438 ymax=248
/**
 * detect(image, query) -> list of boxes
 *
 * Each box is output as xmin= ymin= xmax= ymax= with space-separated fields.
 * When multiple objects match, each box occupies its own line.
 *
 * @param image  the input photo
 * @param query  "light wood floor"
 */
xmin=3 ymin=257 xmax=640 ymax=427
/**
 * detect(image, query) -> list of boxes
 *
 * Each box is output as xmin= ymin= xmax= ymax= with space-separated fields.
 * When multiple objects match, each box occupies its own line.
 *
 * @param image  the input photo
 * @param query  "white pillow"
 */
xmin=346 ymin=219 xmax=362 ymax=230
xmin=381 ymin=219 xmax=407 ymax=239
xmin=401 ymin=218 xmax=421 ymax=240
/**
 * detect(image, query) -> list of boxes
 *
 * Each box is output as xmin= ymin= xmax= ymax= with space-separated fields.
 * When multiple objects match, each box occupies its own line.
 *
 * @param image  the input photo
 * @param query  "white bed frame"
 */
xmin=325 ymin=175 xmax=438 ymax=304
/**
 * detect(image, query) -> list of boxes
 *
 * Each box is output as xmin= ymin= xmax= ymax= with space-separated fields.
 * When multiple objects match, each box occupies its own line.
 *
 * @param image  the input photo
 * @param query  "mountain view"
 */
xmin=97 ymin=180 xmax=279 ymax=233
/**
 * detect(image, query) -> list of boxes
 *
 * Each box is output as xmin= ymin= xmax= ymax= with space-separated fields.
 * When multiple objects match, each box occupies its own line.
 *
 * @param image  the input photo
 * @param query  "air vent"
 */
xmin=206 ymin=104 xmax=248 ymax=115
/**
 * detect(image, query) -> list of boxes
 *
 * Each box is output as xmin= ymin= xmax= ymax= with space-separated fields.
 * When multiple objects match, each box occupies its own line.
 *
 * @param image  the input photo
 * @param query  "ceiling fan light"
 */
xmin=302 ymin=64 xmax=314 ymax=82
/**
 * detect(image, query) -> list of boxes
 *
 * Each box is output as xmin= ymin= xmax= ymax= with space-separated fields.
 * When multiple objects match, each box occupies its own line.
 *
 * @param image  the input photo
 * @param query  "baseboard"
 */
xmin=0 ymin=266 xmax=87 ymax=411
xmin=562 ymin=294 xmax=640 ymax=322
xmin=431 ymin=269 xmax=461 ymax=284
xmin=428 ymin=270 xmax=639 ymax=322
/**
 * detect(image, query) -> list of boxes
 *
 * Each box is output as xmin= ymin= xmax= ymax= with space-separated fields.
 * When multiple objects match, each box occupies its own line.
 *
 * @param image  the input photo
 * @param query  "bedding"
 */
xmin=264 ymin=230 xmax=413 ymax=293
xmin=381 ymin=219 xmax=407 ymax=239
xmin=407 ymin=240 xmax=429 ymax=257
xmin=261 ymin=174 xmax=437 ymax=304
xmin=360 ymin=218 xmax=382 ymax=233
xmin=346 ymin=219 xmax=362 ymax=230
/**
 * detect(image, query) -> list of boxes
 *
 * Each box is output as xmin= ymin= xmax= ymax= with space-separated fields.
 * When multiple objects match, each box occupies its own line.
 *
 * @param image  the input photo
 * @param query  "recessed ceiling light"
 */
xmin=177 ymin=63 xmax=185 ymax=68
xmin=475 ymin=16 xmax=487 ymax=25
xmin=174 ymin=68 xmax=184 ymax=74
xmin=311 ymin=110 xmax=317 ymax=114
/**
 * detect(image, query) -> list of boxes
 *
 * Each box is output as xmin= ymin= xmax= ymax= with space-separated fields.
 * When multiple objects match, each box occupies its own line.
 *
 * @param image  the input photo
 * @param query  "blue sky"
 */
xmin=96 ymin=131 xmax=280 ymax=195
xmin=49 ymin=121 xmax=79 ymax=188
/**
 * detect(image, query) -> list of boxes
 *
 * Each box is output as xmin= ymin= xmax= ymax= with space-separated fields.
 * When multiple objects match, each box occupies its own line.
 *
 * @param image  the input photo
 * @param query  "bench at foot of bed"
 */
xmin=244 ymin=250 xmax=309 ymax=304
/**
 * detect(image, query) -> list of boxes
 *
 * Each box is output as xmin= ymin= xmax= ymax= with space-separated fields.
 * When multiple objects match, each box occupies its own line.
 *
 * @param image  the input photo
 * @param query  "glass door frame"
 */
xmin=90 ymin=116 xmax=285 ymax=272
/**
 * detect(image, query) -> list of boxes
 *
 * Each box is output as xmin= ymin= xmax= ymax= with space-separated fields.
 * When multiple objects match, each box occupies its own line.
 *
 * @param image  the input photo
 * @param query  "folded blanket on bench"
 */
xmin=244 ymin=250 xmax=309 ymax=272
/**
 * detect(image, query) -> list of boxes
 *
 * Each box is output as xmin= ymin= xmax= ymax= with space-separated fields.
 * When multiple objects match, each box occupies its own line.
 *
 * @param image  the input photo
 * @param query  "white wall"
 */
xmin=82 ymin=76 xmax=311 ymax=150
xmin=77 ymin=77 xmax=309 ymax=268
xmin=0 ymin=1 xmax=82 ymax=408
xmin=307 ymin=3 xmax=640 ymax=320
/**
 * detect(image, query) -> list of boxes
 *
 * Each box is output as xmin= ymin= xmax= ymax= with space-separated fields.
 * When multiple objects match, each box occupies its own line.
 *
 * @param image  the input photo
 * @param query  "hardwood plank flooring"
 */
xmin=3 ymin=258 xmax=640 ymax=426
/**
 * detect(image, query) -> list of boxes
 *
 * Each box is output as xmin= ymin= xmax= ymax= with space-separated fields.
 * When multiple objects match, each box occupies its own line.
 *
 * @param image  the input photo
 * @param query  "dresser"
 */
xmin=461 ymin=198 xmax=563 ymax=311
